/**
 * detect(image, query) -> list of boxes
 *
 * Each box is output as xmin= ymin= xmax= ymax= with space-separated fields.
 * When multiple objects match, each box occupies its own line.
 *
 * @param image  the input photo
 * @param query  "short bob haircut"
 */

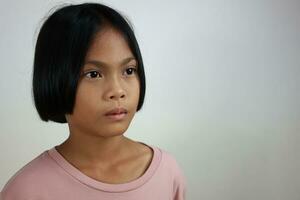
xmin=32 ymin=3 xmax=146 ymax=123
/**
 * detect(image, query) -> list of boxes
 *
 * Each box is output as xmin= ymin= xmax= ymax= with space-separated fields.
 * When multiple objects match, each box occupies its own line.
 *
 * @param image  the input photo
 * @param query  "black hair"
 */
xmin=32 ymin=3 xmax=146 ymax=123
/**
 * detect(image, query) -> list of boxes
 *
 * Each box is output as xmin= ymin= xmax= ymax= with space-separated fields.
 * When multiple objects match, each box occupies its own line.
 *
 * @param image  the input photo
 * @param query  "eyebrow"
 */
xmin=84 ymin=57 xmax=137 ymax=68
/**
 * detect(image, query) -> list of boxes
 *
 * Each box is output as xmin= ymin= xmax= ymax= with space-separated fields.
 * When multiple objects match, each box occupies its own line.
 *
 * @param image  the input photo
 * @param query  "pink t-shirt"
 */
xmin=1 ymin=144 xmax=186 ymax=200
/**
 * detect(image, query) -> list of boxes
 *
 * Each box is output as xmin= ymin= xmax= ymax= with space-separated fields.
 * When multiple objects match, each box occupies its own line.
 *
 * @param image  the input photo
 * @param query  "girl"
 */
xmin=1 ymin=2 xmax=186 ymax=200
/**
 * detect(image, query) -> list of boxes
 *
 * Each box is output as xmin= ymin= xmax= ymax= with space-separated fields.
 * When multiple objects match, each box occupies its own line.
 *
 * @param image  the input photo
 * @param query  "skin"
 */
xmin=55 ymin=26 xmax=153 ymax=184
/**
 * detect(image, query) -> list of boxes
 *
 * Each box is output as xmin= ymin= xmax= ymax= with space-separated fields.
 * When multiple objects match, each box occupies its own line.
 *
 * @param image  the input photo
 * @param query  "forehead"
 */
xmin=85 ymin=26 xmax=134 ymax=61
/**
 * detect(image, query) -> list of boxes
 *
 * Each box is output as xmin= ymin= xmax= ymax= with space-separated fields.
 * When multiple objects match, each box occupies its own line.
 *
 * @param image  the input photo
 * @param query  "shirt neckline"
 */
xmin=47 ymin=142 xmax=162 ymax=193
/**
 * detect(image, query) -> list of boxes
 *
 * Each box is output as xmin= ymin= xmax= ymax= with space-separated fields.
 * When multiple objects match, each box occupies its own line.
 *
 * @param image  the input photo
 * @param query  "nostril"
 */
xmin=109 ymin=94 xmax=125 ymax=99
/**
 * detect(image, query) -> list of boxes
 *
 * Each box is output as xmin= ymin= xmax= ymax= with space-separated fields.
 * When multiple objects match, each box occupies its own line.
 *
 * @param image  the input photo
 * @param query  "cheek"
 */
xmin=74 ymin=85 xmax=100 ymax=113
xmin=129 ymin=79 xmax=140 ymax=100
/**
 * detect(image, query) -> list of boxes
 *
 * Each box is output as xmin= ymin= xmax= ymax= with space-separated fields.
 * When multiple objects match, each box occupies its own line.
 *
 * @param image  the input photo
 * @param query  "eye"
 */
xmin=85 ymin=71 xmax=102 ymax=79
xmin=124 ymin=67 xmax=137 ymax=76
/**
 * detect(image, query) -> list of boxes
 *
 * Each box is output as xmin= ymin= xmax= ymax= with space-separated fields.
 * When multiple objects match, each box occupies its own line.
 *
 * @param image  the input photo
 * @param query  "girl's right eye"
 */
xmin=85 ymin=71 xmax=102 ymax=79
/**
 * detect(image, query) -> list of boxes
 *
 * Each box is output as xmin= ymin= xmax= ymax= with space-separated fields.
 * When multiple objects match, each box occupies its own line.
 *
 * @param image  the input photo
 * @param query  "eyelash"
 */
xmin=84 ymin=67 xmax=137 ymax=79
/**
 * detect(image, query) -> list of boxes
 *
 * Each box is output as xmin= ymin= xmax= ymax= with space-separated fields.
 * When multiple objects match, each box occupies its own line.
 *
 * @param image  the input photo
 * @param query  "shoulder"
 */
xmin=159 ymin=147 xmax=185 ymax=177
xmin=1 ymin=150 xmax=55 ymax=199
xmin=155 ymin=147 xmax=187 ymax=200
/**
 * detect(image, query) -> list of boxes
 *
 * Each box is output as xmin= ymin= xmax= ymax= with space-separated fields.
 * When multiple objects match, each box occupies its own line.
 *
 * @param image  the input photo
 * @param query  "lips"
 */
xmin=105 ymin=107 xmax=128 ymax=116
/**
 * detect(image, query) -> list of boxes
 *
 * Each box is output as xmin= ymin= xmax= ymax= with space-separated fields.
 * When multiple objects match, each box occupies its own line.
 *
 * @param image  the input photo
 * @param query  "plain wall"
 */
xmin=0 ymin=0 xmax=299 ymax=199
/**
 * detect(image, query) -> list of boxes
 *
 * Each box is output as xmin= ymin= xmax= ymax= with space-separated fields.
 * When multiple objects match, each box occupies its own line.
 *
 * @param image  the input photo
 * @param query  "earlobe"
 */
xmin=65 ymin=114 xmax=71 ymax=121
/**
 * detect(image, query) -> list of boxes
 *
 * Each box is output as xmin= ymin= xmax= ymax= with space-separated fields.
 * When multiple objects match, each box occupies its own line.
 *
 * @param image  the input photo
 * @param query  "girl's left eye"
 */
xmin=124 ymin=67 xmax=137 ymax=76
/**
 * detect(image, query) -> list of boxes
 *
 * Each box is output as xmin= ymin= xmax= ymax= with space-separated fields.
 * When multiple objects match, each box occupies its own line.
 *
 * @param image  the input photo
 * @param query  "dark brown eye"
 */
xmin=124 ymin=67 xmax=137 ymax=76
xmin=85 ymin=71 xmax=102 ymax=79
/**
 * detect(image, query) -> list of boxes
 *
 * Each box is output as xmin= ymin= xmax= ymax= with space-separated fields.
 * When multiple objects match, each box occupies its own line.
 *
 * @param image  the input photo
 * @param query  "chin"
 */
xmin=98 ymin=125 xmax=129 ymax=138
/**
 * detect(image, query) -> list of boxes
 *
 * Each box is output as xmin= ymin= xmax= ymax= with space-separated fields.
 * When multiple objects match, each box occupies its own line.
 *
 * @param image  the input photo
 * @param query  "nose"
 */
xmin=104 ymin=77 xmax=126 ymax=101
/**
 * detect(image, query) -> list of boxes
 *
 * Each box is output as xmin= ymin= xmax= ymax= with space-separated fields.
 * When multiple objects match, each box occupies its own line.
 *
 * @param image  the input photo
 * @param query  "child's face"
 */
xmin=65 ymin=27 xmax=140 ymax=138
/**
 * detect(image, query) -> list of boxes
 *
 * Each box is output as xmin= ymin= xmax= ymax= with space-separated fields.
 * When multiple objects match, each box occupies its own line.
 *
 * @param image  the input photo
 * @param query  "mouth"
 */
xmin=105 ymin=107 xmax=128 ymax=120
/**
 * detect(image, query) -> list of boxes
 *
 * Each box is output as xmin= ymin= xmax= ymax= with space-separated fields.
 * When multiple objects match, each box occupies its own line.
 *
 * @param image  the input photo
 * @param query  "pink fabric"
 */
xmin=1 ymin=144 xmax=186 ymax=200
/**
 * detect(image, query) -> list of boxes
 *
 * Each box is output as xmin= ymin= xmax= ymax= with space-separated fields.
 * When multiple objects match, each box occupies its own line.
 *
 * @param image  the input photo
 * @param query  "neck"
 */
xmin=56 ymin=131 xmax=135 ymax=166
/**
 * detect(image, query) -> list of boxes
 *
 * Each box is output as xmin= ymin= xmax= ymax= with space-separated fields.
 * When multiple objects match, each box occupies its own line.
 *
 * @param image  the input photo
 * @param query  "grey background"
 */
xmin=0 ymin=0 xmax=299 ymax=199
